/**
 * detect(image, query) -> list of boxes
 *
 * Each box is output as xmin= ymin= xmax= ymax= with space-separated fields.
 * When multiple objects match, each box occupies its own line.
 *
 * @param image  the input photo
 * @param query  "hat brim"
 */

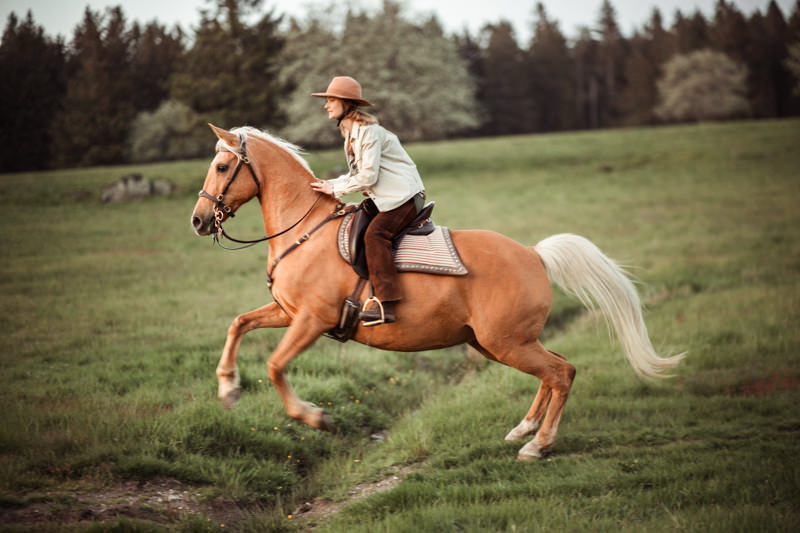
xmin=311 ymin=92 xmax=373 ymax=107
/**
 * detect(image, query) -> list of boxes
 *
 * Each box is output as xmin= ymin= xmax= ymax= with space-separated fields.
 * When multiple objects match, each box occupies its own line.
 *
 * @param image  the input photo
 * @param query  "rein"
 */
xmin=212 ymin=194 xmax=324 ymax=251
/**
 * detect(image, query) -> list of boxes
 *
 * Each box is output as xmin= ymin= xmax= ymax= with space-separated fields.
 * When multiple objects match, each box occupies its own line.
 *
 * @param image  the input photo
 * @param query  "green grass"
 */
xmin=1 ymin=119 xmax=799 ymax=531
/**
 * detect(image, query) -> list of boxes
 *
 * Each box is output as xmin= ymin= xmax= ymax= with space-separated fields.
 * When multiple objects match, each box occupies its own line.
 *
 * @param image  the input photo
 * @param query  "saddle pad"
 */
xmin=337 ymin=213 xmax=468 ymax=276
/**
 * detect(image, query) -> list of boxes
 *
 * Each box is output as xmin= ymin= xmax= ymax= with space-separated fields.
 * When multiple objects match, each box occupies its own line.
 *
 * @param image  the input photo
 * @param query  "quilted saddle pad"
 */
xmin=337 ymin=213 xmax=468 ymax=276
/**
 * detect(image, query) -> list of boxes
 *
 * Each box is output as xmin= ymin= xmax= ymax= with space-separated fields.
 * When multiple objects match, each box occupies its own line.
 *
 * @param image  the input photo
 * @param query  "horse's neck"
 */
xmin=255 ymin=146 xmax=337 ymax=250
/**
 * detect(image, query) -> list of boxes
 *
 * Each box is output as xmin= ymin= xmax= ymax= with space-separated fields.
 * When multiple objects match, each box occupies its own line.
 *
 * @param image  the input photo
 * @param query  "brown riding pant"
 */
xmin=364 ymin=197 xmax=419 ymax=302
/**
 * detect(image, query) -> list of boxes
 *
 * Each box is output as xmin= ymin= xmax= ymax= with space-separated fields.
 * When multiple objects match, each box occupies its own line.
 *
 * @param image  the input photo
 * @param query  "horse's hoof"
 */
xmin=221 ymin=387 xmax=241 ymax=410
xmin=316 ymin=411 xmax=336 ymax=432
xmin=517 ymin=440 xmax=544 ymax=461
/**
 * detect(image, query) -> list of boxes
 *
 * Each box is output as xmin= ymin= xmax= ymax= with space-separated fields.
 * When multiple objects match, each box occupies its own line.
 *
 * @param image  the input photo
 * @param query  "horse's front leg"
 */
xmin=217 ymin=302 xmax=290 ymax=409
xmin=267 ymin=313 xmax=335 ymax=431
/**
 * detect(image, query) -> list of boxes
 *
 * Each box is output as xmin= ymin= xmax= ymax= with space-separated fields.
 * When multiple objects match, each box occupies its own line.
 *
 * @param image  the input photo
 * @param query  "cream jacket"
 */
xmin=329 ymin=123 xmax=424 ymax=212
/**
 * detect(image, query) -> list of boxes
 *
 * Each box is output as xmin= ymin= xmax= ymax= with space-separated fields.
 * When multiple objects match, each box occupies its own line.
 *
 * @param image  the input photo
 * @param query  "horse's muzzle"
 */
xmin=191 ymin=209 xmax=215 ymax=236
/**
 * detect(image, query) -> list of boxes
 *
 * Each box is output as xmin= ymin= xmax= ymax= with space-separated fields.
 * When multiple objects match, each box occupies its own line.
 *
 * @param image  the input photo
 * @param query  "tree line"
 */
xmin=1 ymin=0 xmax=799 ymax=172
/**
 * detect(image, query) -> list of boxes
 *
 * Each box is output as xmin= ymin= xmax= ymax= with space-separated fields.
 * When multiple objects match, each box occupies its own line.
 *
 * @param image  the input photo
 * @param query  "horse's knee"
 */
xmin=227 ymin=318 xmax=243 ymax=337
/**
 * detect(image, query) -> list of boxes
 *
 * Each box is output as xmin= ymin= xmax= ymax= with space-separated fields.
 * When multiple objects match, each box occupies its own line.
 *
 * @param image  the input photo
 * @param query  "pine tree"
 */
xmin=526 ymin=2 xmax=575 ymax=132
xmin=595 ymin=0 xmax=628 ymax=127
xmin=709 ymin=0 xmax=749 ymax=62
xmin=0 ymin=11 xmax=66 ymax=171
xmin=170 ymin=0 xmax=289 ymax=129
xmin=673 ymin=10 xmax=710 ymax=54
xmin=479 ymin=21 xmax=528 ymax=135
xmin=618 ymin=8 xmax=674 ymax=125
xmin=129 ymin=21 xmax=184 ymax=113
xmin=618 ymin=33 xmax=658 ymax=124
xmin=50 ymin=7 xmax=136 ymax=167
xmin=573 ymin=27 xmax=601 ymax=129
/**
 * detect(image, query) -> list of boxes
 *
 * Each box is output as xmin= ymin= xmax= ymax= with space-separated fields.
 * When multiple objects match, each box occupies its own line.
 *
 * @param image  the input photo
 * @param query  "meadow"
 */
xmin=0 ymin=118 xmax=798 ymax=532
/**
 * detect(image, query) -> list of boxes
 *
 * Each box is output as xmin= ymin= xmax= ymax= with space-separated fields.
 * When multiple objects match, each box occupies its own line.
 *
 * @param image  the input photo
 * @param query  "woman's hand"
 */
xmin=310 ymin=179 xmax=334 ymax=196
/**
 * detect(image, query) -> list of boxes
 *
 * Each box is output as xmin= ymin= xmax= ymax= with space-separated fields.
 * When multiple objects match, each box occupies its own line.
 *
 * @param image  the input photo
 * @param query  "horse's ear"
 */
xmin=208 ymin=123 xmax=238 ymax=148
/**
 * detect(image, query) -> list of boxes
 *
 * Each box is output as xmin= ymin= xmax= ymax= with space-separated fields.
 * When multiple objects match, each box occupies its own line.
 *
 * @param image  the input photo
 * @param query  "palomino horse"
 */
xmin=191 ymin=124 xmax=684 ymax=460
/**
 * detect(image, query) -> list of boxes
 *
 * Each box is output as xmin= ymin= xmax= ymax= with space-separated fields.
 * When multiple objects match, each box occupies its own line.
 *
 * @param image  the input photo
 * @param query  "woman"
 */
xmin=310 ymin=76 xmax=425 ymax=326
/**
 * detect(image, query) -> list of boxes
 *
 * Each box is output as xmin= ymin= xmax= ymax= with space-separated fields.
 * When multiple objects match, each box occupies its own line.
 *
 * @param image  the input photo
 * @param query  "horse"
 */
xmin=191 ymin=124 xmax=685 ymax=460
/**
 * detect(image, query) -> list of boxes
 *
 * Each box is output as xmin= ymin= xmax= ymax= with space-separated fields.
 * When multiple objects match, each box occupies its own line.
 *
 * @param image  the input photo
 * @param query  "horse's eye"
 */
xmin=216 ymin=164 xmax=229 ymax=173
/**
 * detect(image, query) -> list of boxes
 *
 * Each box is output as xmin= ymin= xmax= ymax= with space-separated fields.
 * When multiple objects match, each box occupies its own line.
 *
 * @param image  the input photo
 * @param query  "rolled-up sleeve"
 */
xmin=331 ymin=127 xmax=381 ymax=198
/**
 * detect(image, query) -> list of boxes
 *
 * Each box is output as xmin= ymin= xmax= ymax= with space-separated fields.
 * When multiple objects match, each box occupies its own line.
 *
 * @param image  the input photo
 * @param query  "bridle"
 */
xmin=198 ymin=132 xmax=259 ymax=226
xmin=197 ymin=131 xmax=323 ymax=250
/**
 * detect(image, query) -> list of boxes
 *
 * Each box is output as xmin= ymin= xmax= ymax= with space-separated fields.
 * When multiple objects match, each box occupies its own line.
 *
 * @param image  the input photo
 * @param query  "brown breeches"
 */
xmin=364 ymin=197 xmax=419 ymax=302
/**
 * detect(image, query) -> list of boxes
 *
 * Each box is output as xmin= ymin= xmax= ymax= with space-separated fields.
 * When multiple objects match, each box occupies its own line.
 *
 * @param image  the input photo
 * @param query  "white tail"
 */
xmin=535 ymin=234 xmax=685 ymax=379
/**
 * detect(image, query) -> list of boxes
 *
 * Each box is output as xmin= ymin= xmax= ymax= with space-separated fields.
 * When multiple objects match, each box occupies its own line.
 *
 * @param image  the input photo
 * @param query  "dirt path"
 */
xmin=1 ymin=465 xmax=421 ymax=529
xmin=289 ymin=464 xmax=420 ymax=529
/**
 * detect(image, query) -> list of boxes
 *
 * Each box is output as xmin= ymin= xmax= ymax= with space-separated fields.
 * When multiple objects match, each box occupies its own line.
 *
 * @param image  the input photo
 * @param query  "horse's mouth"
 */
xmin=191 ymin=213 xmax=215 ymax=236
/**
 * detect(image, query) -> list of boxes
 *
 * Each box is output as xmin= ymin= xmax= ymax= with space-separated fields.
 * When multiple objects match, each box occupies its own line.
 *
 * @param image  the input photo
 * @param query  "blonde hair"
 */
xmin=338 ymin=104 xmax=379 ymax=136
xmin=350 ymin=109 xmax=378 ymax=125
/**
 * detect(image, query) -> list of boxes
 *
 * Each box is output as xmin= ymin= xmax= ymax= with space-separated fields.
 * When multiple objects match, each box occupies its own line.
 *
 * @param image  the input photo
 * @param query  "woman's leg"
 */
xmin=362 ymin=198 xmax=419 ymax=320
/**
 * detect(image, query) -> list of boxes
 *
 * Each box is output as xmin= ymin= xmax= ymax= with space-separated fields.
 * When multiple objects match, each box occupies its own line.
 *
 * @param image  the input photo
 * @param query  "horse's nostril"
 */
xmin=192 ymin=216 xmax=202 ymax=229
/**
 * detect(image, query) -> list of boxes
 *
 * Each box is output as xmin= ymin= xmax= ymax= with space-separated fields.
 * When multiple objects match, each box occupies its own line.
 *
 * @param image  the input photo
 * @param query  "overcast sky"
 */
xmin=2 ymin=0 xmax=794 ymax=43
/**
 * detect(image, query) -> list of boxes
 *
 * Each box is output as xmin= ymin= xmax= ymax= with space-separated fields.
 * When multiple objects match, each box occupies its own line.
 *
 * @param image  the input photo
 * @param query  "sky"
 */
xmin=1 ymin=0 xmax=795 ymax=43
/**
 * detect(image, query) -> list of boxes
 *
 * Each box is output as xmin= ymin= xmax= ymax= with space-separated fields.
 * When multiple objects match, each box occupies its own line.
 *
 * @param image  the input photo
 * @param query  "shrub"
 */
xmin=128 ymin=100 xmax=210 ymax=163
xmin=655 ymin=49 xmax=750 ymax=122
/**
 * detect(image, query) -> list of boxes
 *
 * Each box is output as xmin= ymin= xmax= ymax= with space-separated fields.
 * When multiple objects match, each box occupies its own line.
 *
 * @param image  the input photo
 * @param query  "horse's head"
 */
xmin=191 ymin=124 xmax=262 ymax=236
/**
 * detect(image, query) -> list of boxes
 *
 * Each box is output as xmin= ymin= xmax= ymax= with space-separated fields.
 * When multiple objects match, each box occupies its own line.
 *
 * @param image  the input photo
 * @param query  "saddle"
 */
xmin=344 ymin=199 xmax=436 ymax=279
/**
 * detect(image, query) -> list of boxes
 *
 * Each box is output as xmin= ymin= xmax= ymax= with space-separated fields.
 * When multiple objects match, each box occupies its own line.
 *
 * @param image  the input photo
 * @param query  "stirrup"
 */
xmin=360 ymin=296 xmax=386 ymax=326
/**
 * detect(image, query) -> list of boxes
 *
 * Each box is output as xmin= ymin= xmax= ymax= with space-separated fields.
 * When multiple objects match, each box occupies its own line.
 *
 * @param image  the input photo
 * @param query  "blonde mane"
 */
xmin=215 ymin=126 xmax=314 ymax=177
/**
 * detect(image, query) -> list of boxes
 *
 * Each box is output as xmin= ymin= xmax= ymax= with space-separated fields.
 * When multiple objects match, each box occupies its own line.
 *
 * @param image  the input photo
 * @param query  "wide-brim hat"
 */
xmin=311 ymin=76 xmax=373 ymax=107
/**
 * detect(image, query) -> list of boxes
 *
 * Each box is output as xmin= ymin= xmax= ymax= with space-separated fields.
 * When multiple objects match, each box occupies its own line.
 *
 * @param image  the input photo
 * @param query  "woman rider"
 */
xmin=310 ymin=76 xmax=425 ymax=326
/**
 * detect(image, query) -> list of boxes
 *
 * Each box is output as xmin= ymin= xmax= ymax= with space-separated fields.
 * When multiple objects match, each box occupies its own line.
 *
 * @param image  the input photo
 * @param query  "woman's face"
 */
xmin=324 ymin=97 xmax=345 ymax=120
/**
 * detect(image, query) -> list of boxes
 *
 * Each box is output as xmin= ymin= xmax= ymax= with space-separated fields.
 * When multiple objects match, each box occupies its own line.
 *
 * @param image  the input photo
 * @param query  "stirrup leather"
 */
xmin=360 ymin=296 xmax=386 ymax=326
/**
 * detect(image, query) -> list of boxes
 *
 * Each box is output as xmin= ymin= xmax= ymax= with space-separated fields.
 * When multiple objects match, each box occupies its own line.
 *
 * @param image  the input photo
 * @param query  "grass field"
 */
xmin=0 ymin=118 xmax=798 ymax=532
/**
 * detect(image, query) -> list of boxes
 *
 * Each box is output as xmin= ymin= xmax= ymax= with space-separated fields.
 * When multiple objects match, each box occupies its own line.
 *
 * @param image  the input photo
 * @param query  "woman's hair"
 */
xmin=349 ymin=109 xmax=378 ymax=125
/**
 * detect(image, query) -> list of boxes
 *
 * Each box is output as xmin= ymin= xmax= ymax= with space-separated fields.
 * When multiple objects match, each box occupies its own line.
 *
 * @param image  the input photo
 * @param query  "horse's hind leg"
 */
xmin=503 ymin=350 xmax=567 ymax=442
xmin=474 ymin=339 xmax=575 ymax=459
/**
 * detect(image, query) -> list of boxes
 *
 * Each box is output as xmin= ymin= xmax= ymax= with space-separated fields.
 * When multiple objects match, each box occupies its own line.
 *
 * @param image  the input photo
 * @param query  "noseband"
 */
xmin=198 ymin=132 xmax=261 ymax=225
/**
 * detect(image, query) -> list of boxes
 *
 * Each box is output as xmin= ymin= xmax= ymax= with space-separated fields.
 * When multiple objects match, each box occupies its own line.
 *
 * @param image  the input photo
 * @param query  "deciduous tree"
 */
xmin=655 ymin=49 xmax=749 ymax=122
xmin=280 ymin=1 xmax=479 ymax=146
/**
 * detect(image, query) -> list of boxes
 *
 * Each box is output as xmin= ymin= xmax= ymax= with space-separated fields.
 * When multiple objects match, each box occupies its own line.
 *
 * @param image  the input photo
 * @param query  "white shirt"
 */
xmin=329 ymin=123 xmax=424 ymax=212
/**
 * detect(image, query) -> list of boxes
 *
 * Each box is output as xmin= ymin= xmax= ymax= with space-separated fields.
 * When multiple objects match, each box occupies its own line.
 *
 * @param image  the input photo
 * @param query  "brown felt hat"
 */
xmin=311 ymin=76 xmax=373 ymax=107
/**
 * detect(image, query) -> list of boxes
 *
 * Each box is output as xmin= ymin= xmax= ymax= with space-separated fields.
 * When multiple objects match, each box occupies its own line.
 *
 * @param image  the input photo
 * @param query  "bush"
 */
xmin=655 ymin=49 xmax=750 ymax=122
xmin=128 ymin=100 xmax=210 ymax=163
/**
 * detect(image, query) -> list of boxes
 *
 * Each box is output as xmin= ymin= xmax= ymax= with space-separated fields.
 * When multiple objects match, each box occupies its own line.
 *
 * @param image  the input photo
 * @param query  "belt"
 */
xmin=413 ymin=191 xmax=426 ymax=213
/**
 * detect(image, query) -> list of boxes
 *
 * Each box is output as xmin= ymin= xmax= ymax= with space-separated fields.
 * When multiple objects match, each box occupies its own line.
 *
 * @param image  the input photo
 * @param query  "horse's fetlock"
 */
xmin=216 ymin=366 xmax=237 ymax=380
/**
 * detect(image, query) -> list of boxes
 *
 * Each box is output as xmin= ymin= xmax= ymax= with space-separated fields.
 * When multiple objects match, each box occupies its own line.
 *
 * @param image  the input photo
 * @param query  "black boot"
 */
xmin=359 ymin=298 xmax=396 ymax=326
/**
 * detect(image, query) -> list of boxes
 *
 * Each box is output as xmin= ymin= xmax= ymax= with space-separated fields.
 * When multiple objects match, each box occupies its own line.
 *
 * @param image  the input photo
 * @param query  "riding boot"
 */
xmin=359 ymin=299 xmax=396 ymax=326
